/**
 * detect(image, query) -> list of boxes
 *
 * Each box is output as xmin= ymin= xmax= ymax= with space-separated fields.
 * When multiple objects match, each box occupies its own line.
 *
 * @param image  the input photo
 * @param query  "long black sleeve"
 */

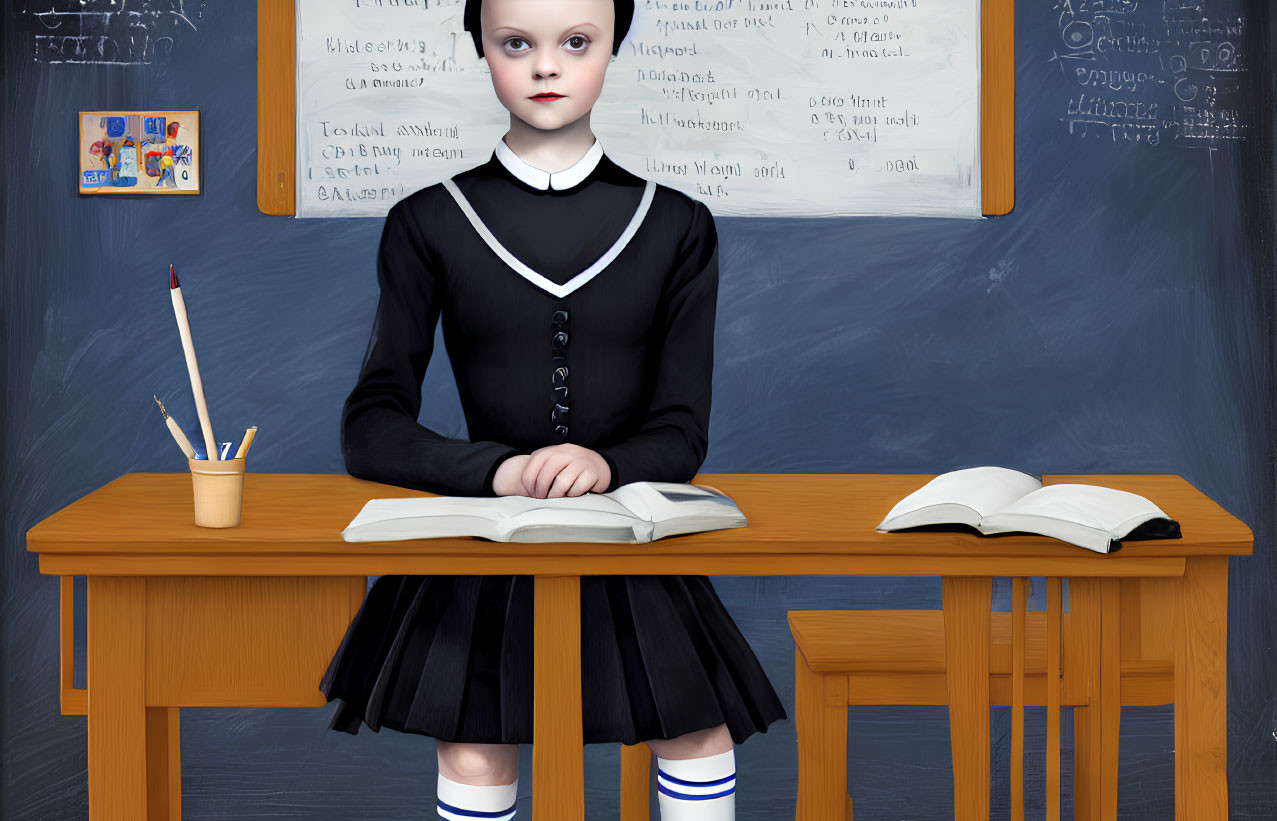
xmin=597 ymin=199 xmax=719 ymax=491
xmin=341 ymin=202 xmax=519 ymax=496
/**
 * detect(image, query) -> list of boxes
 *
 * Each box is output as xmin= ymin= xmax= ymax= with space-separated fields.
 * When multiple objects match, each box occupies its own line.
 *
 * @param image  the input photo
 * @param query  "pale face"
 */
xmin=480 ymin=0 xmax=615 ymax=133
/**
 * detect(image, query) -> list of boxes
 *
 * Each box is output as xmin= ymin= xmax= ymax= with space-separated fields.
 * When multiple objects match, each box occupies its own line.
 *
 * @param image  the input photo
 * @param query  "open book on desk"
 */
xmin=875 ymin=466 xmax=1182 ymax=554
xmin=342 ymin=481 xmax=748 ymax=544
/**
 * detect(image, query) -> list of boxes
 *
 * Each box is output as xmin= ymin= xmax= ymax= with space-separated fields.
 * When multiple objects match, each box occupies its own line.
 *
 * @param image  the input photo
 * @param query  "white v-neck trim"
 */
xmin=440 ymin=178 xmax=656 ymax=299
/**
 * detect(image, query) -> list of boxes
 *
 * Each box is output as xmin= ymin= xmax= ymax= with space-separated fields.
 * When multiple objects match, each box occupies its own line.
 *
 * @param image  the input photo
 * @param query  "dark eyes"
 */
xmin=503 ymin=34 xmax=590 ymax=55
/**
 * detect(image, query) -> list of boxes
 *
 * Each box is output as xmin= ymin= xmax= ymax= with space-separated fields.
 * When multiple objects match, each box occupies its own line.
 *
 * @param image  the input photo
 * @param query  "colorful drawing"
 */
xmin=78 ymin=110 xmax=201 ymax=195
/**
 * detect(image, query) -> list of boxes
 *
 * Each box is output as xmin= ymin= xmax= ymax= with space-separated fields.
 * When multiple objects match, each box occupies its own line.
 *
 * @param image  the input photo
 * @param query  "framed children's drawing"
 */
xmin=78 ymin=110 xmax=202 ymax=195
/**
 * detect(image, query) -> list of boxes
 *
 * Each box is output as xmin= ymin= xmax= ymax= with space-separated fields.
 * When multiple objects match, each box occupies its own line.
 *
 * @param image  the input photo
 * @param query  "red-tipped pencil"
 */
xmin=169 ymin=264 xmax=219 ymax=460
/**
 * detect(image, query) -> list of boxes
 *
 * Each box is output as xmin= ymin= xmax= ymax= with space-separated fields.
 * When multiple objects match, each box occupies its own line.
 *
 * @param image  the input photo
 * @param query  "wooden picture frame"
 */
xmin=79 ymin=110 xmax=202 ymax=196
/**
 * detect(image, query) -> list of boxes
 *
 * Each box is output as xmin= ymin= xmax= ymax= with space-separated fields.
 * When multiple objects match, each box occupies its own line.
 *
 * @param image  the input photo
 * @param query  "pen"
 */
xmin=153 ymin=395 xmax=197 ymax=459
xmin=235 ymin=426 xmax=258 ymax=458
xmin=218 ymin=441 xmax=233 ymax=460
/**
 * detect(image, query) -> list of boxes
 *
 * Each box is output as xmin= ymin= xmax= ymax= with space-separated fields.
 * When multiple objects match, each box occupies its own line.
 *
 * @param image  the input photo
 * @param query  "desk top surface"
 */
xmin=26 ymin=473 xmax=1252 ymax=560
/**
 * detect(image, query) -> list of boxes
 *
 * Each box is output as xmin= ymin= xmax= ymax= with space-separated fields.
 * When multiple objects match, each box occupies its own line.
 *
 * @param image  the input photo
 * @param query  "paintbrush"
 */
xmin=169 ymin=264 xmax=219 ymax=459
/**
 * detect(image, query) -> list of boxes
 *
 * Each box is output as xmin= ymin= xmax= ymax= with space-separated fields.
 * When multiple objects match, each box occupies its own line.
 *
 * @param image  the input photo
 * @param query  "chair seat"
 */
xmin=788 ymin=609 xmax=1172 ymax=706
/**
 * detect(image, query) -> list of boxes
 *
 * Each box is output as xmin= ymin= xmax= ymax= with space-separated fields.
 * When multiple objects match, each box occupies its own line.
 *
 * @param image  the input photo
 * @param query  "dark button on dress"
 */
xmin=320 ymin=140 xmax=787 ymax=745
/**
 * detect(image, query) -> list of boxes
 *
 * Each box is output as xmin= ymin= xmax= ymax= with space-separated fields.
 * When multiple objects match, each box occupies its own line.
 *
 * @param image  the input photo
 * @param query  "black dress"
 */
xmin=320 ymin=138 xmax=787 ymax=746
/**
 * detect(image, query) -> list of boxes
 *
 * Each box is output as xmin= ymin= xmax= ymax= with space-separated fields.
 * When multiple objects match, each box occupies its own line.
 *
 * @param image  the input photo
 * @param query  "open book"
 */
xmin=875 ymin=466 xmax=1181 ymax=554
xmin=342 ymin=481 xmax=747 ymax=543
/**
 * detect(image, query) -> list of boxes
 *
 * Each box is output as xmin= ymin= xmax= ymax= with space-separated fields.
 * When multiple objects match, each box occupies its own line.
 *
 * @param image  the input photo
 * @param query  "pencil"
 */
xmin=169 ymin=264 xmax=219 ymax=459
xmin=234 ymin=426 xmax=257 ymax=459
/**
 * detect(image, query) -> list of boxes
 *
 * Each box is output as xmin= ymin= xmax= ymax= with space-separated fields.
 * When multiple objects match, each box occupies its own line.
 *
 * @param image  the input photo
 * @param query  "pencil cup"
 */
xmin=189 ymin=457 xmax=245 ymax=528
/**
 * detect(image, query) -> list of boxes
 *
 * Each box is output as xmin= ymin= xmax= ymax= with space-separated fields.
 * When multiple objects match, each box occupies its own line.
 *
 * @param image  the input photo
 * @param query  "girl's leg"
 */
xmin=646 ymin=724 xmax=736 ymax=820
xmin=436 ymin=741 xmax=519 ymax=820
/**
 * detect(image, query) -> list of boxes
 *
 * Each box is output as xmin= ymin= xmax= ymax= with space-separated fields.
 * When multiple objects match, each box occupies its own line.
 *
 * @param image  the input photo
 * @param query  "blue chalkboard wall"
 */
xmin=3 ymin=1 xmax=1273 ymax=818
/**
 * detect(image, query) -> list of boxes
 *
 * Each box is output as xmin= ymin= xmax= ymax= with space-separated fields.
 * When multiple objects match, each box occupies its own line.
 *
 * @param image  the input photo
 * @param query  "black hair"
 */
xmin=463 ymin=0 xmax=635 ymax=60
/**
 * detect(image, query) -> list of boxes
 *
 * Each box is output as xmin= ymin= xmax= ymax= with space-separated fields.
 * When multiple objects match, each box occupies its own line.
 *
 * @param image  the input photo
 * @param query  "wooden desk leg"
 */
xmin=794 ymin=650 xmax=847 ymax=821
xmin=146 ymin=707 xmax=181 ymax=820
xmin=1045 ymin=577 xmax=1062 ymax=821
xmin=533 ymin=576 xmax=584 ymax=821
xmin=1099 ymin=578 xmax=1121 ymax=821
xmin=620 ymin=744 xmax=651 ymax=821
xmin=1011 ymin=577 xmax=1027 ymax=821
xmin=1069 ymin=578 xmax=1102 ymax=821
xmin=943 ymin=576 xmax=992 ymax=821
xmin=88 ymin=576 xmax=147 ymax=821
xmin=1174 ymin=556 xmax=1229 ymax=820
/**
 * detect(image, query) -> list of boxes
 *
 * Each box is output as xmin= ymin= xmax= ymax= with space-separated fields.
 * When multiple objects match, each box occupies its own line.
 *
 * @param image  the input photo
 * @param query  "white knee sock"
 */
xmin=656 ymin=748 xmax=736 ymax=820
xmin=436 ymin=773 xmax=517 ymax=821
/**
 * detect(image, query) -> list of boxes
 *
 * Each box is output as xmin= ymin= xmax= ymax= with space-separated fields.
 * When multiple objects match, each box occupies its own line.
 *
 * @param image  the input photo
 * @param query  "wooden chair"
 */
xmin=785 ymin=577 xmax=1175 ymax=821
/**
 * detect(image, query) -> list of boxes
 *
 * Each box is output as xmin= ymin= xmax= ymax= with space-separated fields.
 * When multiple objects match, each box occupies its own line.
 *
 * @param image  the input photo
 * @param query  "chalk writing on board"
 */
xmin=24 ymin=0 xmax=205 ymax=66
xmin=1051 ymin=0 xmax=1249 ymax=148
xmin=296 ymin=0 xmax=983 ymax=218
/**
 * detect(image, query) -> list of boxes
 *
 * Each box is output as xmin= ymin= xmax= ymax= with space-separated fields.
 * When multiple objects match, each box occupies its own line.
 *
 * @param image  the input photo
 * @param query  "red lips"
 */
xmin=530 ymin=93 xmax=563 ymax=99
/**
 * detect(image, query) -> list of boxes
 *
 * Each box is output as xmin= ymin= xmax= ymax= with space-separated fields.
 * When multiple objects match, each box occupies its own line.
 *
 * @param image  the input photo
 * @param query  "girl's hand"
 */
xmin=522 ymin=444 xmax=611 ymax=498
xmin=492 ymin=454 xmax=533 ymax=496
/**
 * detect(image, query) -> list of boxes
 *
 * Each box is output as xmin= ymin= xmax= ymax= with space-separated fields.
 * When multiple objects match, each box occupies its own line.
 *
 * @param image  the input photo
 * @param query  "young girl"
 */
xmin=319 ymin=0 xmax=786 ymax=817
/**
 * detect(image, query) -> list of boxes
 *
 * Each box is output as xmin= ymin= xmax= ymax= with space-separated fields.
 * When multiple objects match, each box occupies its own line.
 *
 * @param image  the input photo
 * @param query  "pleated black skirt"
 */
xmin=319 ymin=574 xmax=787 ymax=745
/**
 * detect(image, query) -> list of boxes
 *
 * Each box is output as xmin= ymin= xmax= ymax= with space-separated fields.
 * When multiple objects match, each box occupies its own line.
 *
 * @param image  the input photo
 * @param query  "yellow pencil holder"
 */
xmin=189 ymin=457 xmax=246 ymax=528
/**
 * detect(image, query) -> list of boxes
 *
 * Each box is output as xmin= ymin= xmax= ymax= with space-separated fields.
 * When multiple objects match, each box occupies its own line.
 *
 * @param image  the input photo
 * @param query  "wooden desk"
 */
xmin=27 ymin=473 xmax=1251 ymax=821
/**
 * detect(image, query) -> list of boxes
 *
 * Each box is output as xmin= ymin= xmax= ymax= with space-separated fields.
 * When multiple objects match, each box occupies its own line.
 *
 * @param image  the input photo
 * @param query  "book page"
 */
xmin=878 ymin=466 xmax=1042 ymax=527
xmin=342 ymin=493 xmax=636 ymax=536
xmin=608 ymin=484 xmax=656 ymax=521
xmin=345 ymin=497 xmax=506 ymax=529
xmin=479 ymin=493 xmax=637 ymax=519
xmin=613 ymin=482 xmax=745 ymax=525
xmin=500 ymin=509 xmax=646 ymax=543
xmin=343 ymin=514 xmax=502 ymax=543
xmin=983 ymin=484 xmax=1170 ymax=534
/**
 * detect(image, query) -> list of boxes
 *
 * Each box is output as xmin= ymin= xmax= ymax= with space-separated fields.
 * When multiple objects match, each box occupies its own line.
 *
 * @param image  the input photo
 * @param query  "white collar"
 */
xmin=494 ymin=137 xmax=604 ymax=190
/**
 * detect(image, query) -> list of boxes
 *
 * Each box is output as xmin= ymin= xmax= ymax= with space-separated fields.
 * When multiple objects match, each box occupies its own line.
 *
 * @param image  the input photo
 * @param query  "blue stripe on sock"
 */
xmin=656 ymin=769 xmax=737 ymax=788
xmin=657 ymin=782 xmax=736 ymax=801
xmin=436 ymin=799 xmax=516 ymax=818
